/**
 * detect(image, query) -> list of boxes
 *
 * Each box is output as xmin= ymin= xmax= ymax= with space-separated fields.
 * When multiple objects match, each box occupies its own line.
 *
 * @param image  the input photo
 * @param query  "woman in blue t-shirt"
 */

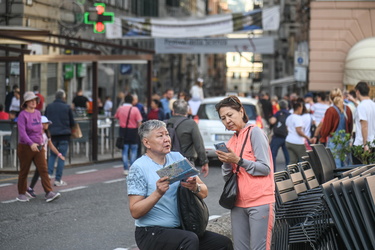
xmin=127 ymin=120 xmax=233 ymax=250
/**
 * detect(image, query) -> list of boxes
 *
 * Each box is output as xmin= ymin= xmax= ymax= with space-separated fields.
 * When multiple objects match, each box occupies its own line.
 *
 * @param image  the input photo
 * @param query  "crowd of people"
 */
xmin=265 ymin=81 xmax=375 ymax=169
xmin=2 ymin=79 xmax=374 ymax=249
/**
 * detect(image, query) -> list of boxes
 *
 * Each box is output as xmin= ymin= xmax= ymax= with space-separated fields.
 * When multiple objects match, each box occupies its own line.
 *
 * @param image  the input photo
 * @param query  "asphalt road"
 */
xmin=0 ymin=153 xmax=287 ymax=250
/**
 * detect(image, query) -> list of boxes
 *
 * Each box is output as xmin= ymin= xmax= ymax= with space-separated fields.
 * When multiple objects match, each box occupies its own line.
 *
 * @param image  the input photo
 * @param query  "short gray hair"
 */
xmin=55 ymin=89 xmax=66 ymax=100
xmin=138 ymin=120 xmax=166 ymax=140
xmin=279 ymin=99 xmax=288 ymax=110
xmin=172 ymin=99 xmax=188 ymax=115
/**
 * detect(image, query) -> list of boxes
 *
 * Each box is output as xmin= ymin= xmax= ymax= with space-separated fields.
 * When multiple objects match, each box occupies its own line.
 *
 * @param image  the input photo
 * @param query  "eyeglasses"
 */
xmin=215 ymin=97 xmax=240 ymax=110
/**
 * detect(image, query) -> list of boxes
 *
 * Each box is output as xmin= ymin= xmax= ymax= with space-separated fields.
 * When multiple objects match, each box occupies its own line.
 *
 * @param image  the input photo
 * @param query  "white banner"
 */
xmin=154 ymin=37 xmax=275 ymax=54
xmin=106 ymin=6 xmax=279 ymax=39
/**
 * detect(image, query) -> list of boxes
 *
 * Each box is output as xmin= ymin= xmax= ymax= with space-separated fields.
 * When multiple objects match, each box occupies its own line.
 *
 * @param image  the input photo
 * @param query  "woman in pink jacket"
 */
xmin=215 ymin=95 xmax=275 ymax=250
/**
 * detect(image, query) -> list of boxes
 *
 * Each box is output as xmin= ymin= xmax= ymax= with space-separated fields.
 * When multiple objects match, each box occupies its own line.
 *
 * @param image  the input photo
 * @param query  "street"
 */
xmin=0 ymin=160 xmax=229 ymax=250
xmin=0 ymin=154 xmax=287 ymax=250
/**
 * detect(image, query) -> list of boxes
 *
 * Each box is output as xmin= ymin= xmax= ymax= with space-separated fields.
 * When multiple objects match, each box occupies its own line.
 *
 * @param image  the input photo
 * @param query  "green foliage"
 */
xmin=330 ymin=130 xmax=351 ymax=163
xmin=352 ymin=139 xmax=375 ymax=165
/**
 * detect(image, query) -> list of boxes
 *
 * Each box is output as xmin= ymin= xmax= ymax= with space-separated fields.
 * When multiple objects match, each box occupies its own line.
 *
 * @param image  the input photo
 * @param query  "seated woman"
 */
xmin=127 ymin=120 xmax=233 ymax=250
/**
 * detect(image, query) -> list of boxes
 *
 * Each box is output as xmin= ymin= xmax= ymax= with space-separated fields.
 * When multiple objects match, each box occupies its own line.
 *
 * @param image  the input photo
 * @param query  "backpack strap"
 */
xmin=167 ymin=117 xmax=189 ymax=129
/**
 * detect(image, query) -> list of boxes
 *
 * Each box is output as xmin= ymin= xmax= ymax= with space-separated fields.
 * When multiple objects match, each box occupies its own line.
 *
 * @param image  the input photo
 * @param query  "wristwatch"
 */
xmin=237 ymin=158 xmax=244 ymax=166
xmin=192 ymin=184 xmax=201 ymax=194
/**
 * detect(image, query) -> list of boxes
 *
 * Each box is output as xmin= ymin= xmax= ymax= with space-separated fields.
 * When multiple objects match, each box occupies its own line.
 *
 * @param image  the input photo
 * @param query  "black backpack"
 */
xmin=165 ymin=117 xmax=188 ymax=152
xmin=177 ymin=185 xmax=209 ymax=237
xmin=273 ymin=111 xmax=289 ymax=138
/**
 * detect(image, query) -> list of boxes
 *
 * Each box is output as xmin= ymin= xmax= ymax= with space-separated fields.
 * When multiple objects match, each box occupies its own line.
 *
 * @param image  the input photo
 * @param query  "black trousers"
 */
xmin=135 ymin=227 xmax=233 ymax=250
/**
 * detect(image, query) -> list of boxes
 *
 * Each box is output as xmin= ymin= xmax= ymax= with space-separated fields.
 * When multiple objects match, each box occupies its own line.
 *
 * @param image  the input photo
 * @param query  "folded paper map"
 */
xmin=156 ymin=158 xmax=199 ymax=184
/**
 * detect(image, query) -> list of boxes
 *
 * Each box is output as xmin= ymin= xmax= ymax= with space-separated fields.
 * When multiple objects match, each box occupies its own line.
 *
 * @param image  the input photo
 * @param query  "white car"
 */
xmin=195 ymin=96 xmax=267 ymax=158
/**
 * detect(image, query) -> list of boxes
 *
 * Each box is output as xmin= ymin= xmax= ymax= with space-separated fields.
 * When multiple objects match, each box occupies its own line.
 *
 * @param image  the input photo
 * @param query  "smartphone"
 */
xmin=37 ymin=145 xmax=43 ymax=151
xmin=214 ymin=142 xmax=229 ymax=153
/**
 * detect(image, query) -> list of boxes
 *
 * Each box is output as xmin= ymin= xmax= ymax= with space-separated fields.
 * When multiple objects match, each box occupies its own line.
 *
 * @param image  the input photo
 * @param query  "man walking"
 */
xmin=160 ymin=88 xmax=175 ymax=119
xmin=269 ymin=100 xmax=290 ymax=170
xmin=45 ymin=89 xmax=75 ymax=186
xmin=353 ymin=81 xmax=375 ymax=164
xmin=168 ymin=100 xmax=209 ymax=177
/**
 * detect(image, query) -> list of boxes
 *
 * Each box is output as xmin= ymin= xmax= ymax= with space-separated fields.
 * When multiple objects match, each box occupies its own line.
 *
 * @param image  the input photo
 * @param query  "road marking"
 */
xmin=113 ymin=165 xmax=123 ymax=168
xmin=59 ymin=186 xmax=88 ymax=192
xmin=76 ymin=169 xmax=98 ymax=174
xmin=0 ymin=183 xmax=13 ymax=188
xmin=2 ymin=199 xmax=17 ymax=204
xmin=104 ymin=178 xmax=125 ymax=184
xmin=209 ymin=215 xmax=221 ymax=220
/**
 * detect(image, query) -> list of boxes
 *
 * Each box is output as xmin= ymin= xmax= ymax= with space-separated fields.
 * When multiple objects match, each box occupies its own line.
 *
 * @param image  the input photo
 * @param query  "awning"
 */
xmin=344 ymin=37 xmax=375 ymax=85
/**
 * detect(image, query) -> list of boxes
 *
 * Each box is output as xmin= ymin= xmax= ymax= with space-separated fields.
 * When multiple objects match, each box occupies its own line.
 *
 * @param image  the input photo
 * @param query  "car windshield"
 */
xmin=198 ymin=103 xmax=257 ymax=120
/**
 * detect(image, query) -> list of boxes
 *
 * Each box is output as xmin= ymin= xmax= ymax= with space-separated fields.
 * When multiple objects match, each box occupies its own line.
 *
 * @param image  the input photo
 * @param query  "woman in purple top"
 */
xmin=16 ymin=91 xmax=60 ymax=202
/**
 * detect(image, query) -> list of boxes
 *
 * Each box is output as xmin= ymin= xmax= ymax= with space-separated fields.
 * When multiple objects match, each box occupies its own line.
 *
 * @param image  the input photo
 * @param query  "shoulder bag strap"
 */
xmin=235 ymin=126 xmax=252 ymax=173
xmin=123 ymin=107 xmax=132 ymax=138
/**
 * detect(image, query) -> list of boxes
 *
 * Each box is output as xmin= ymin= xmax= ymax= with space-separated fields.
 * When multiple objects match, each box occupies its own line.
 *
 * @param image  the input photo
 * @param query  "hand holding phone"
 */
xmin=214 ymin=142 xmax=229 ymax=153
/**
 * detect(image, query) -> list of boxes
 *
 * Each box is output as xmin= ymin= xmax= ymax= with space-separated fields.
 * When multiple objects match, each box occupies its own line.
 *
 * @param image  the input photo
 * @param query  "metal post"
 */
xmin=147 ymin=60 xmax=152 ymax=108
xmin=92 ymin=61 xmax=98 ymax=161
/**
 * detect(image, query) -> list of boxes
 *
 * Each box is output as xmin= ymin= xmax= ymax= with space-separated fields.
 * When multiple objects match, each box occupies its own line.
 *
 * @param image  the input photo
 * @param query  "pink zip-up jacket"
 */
xmin=224 ymin=125 xmax=275 ymax=208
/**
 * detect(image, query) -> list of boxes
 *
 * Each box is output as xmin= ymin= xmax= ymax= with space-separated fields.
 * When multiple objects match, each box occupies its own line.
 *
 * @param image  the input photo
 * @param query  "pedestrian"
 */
xmin=319 ymin=88 xmax=353 ymax=167
xmin=72 ymin=89 xmax=89 ymax=117
xmin=103 ymin=96 xmax=113 ymax=117
xmin=304 ymin=92 xmax=314 ymax=113
xmin=45 ymin=89 xmax=75 ymax=186
xmin=285 ymin=101 xmax=310 ymax=164
xmin=269 ymin=99 xmax=290 ymax=169
xmin=114 ymin=94 xmax=143 ymax=176
xmin=160 ymin=88 xmax=175 ymax=119
xmin=271 ymin=95 xmax=280 ymax=115
xmin=127 ymin=120 xmax=233 ymax=250
xmin=33 ymin=85 xmax=45 ymax=113
xmin=16 ymin=91 xmax=60 ymax=202
xmin=215 ymin=95 xmax=275 ymax=250
xmin=4 ymin=84 xmax=18 ymax=113
xmin=132 ymin=94 xmax=147 ymax=122
xmin=311 ymin=91 xmax=329 ymax=127
xmin=189 ymin=78 xmax=204 ymax=116
xmin=297 ymin=97 xmax=314 ymax=150
xmin=259 ymin=92 xmax=273 ymax=125
xmin=26 ymin=116 xmax=65 ymax=198
xmin=168 ymin=99 xmax=209 ymax=177
xmin=0 ymin=104 xmax=9 ymax=120
xmin=352 ymin=81 xmax=375 ymax=164
xmin=146 ymin=99 xmax=165 ymax=121
xmin=9 ymin=88 xmax=21 ymax=117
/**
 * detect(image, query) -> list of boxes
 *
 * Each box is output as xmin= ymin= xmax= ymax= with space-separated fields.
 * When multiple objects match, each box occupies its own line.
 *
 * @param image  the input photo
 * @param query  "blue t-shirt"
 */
xmin=127 ymin=151 xmax=184 ymax=228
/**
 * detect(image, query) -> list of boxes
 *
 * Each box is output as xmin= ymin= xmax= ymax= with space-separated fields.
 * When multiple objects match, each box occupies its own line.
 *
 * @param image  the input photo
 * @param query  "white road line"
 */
xmin=209 ymin=215 xmax=222 ymax=220
xmin=104 ymin=178 xmax=125 ymax=184
xmin=2 ymin=199 xmax=17 ymax=204
xmin=113 ymin=165 xmax=123 ymax=168
xmin=58 ymin=186 xmax=88 ymax=192
xmin=0 ymin=183 xmax=13 ymax=188
xmin=76 ymin=169 xmax=98 ymax=174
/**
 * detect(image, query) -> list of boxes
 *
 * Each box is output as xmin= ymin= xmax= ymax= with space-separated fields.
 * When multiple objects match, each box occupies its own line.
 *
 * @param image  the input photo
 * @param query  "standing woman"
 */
xmin=320 ymin=88 xmax=353 ymax=167
xmin=16 ymin=91 xmax=60 ymax=202
xmin=285 ymin=102 xmax=310 ymax=164
xmin=215 ymin=95 xmax=275 ymax=250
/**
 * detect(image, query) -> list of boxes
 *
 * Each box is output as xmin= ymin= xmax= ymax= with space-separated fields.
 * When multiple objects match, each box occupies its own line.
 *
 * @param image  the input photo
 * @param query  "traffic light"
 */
xmin=84 ymin=3 xmax=114 ymax=33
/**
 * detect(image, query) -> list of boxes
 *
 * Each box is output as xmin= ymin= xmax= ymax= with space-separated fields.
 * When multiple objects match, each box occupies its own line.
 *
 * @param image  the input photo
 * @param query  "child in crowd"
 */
xmin=26 ymin=116 xmax=65 ymax=198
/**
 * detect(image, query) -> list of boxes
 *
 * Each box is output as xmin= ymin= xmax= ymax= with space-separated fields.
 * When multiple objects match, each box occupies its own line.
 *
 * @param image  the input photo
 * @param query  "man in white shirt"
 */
xmin=353 ymin=81 xmax=375 ymax=164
